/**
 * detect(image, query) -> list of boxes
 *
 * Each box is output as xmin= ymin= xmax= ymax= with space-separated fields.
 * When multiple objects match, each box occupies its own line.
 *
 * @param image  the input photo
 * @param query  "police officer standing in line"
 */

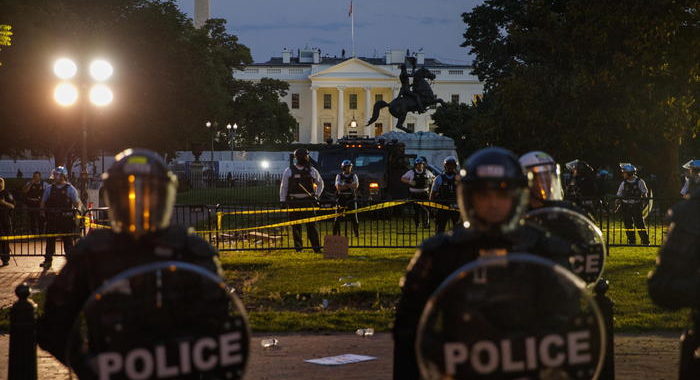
xmin=393 ymin=147 xmax=574 ymax=380
xmin=401 ymin=157 xmax=434 ymax=228
xmin=564 ymin=159 xmax=599 ymax=215
xmin=616 ymin=163 xmax=650 ymax=245
xmin=40 ymin=167 xmax=81 ymax=269
xmin=681 ymin=159 xmax=699 ymax=199
xmin=520 ymin=151 xmax=593 ymax=219
xmin=648 ymin=166 xmax=700 ymax=379
xmin=429 ymin=156 xmax=459 ymax=234
xmin=38 ymin=148 xmax=223 ymax=366
xmin=0 ymin=177 xmax=15 ymax=266
xmin=280 ymin=148 xmax=324 ymax=252
xmin=22 ymin=171 xmax=45 ymax=234
xmin=333 ymin=160 xmax=360 ymax=237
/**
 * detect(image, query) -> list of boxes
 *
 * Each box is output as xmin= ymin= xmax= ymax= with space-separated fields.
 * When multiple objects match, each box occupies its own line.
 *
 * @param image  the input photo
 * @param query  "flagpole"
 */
xmin=351 ymin=1 xmax=355 ymax=57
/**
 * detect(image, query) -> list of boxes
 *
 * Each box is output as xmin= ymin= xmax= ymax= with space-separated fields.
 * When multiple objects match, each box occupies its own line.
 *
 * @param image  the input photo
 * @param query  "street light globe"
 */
xmin=89 ymin=84 xmax=113 ymax=106
xmin=233 ymin=123 xmax=238 ymax=130
xmin=89 ymin=59 xmax=113 ymax=81
xmin=226 ymin=123 xmax=232 ymax=130
xmin=53 ymin=58 xmax=77 ymax=79
xmin=206 ymin=121 xmax=212 ymax=128
xmin=54 ymin=83 xmax=79 ymax=106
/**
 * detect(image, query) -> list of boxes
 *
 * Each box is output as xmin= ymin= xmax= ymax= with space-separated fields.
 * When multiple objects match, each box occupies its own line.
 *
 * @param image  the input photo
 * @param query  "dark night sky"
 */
xmin=175 ymin=0 xmax=482 ymax=64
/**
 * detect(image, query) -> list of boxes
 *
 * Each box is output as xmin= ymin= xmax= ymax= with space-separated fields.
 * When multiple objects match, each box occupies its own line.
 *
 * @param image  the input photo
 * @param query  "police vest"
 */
xmin=26 ymin=182 xmax=44 ymax=205
xmin=46 ymin=184 xmax=73 ymax=210
xmin=436 ymin=173 xmax=457 ymax=201
xmin=289 ymin=166 xmax=314 ymax=197
xmin=412 ymin=169 xmax=429 ymax=191
xmin=621 ymin=178 xmax=643 ymax=199
xmin=337 ymin=173 xmax=356 ymax=197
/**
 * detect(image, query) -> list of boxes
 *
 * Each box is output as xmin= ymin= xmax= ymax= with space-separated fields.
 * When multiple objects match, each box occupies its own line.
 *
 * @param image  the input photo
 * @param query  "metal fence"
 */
xmin=0 ymin=197 xmax=684 ymax=256
xmin=175 ymin=172 xmax=282 ymax=205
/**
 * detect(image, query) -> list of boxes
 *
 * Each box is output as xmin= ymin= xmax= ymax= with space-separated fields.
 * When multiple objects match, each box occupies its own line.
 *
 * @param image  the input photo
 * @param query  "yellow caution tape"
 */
xmin=0 ymin=232 xmax=82 ymax=241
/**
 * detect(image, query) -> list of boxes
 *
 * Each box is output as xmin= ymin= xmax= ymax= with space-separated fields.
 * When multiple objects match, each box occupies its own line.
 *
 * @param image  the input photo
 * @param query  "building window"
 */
xmin=267 ymin=68 xmax=281 ymax=74
xmin=289 ymin=68 xmax=304 ymax=74
xmin=429 ymin=70 xmax=441 ymax=75
xmin=374 ymin=123 xmax=383 ymax=137
xmin=291 ymin=93 xmax=299 ymax=109
xmin=323 ymin=123 xmax=332 ymax=141
xmin=448 ymin=70 xmax=464 ymax=75
xmin=245 ymin=68 xmax=259 ymax=73
xmin=349 ymin=94 xmax=358 ymax=110
xmin=323 ymin=94 xmax=332 ymax=109
xmin=406 ymin=123 xmax=415 ymax=132
xmin=451 ymin=94 xmax=460 ymax=104
xmin=375 ymin=94 xmax=383 ymax=103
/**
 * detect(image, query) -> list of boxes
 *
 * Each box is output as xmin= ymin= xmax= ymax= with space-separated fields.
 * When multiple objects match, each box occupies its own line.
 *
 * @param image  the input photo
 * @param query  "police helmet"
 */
xmin=682 ymin=159 xmax=700 ymax=173
xmin=341 ymin=159 xmax=353 ymax=169
xmin=519 ymin=151 xmax=563 ymax=202
xmin=415 ymin=157 xmax=425 ymax=166
xmin=294 ymin=148 xmax=310 ymax=166
xmin=443 ymin=156 xmax=458 ymax=171
xmin=565 ymin=159 xmax=594 ymax=176
xmin=102 ymin=149 xmax=178 ymax=237
xmin=683 ymin=159 xmax=700 ymax=194
xmin=619 ymin=163 xmax=637 ymax=174
xmin=458 ymin=147 xmax=529 ymax=234
xmin=51 ymin=166 xmax=68 ymax=180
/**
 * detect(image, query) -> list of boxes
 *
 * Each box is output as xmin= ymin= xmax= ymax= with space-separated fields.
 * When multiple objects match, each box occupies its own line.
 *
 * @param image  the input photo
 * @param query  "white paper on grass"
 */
xmin=304 ymin=354 xmax=377 ymax=366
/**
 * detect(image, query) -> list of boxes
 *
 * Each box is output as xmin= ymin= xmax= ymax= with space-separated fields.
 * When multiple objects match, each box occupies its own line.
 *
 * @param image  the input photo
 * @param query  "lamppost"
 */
xmin=53 ymin=57 xmax=113 ymax=207
xmin=226 ymin=123 xmax=237 ymax=160
xmin=205 ymin=121 xmax=215 ymax=163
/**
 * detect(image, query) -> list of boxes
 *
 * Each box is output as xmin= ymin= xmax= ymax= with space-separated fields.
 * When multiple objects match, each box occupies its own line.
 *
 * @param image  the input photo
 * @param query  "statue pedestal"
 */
xmin=189 ymin=161 xmax=204 ymax=189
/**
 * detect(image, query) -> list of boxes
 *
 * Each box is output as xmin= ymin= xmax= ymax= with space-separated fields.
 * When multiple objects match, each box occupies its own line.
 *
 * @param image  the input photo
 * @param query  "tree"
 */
xmin=461 ymin=0 xmax=699 ymax=195
xmin=0 ymin=24 xmax=11 ymax=65
xmin=0 ymin=0 xmax=252 ymax=164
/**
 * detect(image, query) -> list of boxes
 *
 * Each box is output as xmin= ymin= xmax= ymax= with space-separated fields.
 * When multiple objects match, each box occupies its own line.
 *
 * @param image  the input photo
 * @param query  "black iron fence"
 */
xmin=0 ymin=197 xmax=685 ymax=256
xmin=175 ymin=172 xmax=282 ymax=205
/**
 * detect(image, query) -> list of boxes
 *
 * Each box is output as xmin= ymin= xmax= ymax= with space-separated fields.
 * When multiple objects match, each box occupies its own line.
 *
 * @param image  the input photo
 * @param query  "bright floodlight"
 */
xmin=54 ymin=83 xmax=79 ymax=106
xmin=89 ymin=59 xmax=113 ymax=81
xmin=54 ymin=58 xmax=77 ymax=79
xmin=89 ymin=84 xmax=113 ymax=106
xmin=233 ymin=123 xmax=238 ymax=130
xmin=261 ymin=160 xmax=270 ymax=169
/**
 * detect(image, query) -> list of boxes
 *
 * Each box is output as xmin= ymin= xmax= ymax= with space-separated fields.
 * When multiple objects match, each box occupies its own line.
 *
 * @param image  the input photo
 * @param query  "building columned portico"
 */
xmin=234 ymin=49 xmax=484 ymax=143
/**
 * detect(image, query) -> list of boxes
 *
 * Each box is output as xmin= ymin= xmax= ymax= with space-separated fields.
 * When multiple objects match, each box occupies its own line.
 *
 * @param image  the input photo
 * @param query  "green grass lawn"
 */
xmin=176 ymin=185 xmax=279 ymax=205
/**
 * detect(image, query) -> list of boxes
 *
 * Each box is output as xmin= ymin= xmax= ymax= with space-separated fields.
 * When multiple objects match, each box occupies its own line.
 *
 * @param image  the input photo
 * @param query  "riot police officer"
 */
xmin=680 ymin=159 xmax=699 ymax=199
xmin=280 ymin=148 xmax=324 ymax=252
xmin=0 ymin=177 xmax=15 ymax=266
xmin=429 ymin=156 xmax=459 ymax=234
xmin=393 ymin=147 xmax=573 ymax=380
xmin=38 ymin=148 xmax=223 ymax=366
xmin=22 ymin=171 xmax=45 ymax=234
xmin=616 ymin=163 xmax=650 ymax=245
xmin=333 ymin=160 xmax=359 ymax=237
xmin=648 ymin=166 xmax=700 ymax=379
xmin=40 ymin=167 xmax=80 ymax=268
xmin=564 ymin=159 xmax=599 ymax=215
xmin=520 ymin=151 xmax=593 ymax=220
xmin=401 ymin=157 xmax=434 ymax=228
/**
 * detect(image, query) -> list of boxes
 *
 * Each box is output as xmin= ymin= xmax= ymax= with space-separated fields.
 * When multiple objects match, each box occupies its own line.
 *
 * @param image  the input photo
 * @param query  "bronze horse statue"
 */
xmin=366 ymin=67 xmax=445 ymax=132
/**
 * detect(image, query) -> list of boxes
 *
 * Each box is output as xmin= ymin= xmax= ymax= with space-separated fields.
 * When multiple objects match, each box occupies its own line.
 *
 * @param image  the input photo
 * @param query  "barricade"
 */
xmin=0 ymin=207 xmax=81 ymax=257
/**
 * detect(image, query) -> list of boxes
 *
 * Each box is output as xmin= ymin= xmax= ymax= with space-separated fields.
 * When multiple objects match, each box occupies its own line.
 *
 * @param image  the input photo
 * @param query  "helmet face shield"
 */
xmin=457 ymin=180 xmax=529 ymax=233
xmin=527 ymin=164 xmax=563 ymax=201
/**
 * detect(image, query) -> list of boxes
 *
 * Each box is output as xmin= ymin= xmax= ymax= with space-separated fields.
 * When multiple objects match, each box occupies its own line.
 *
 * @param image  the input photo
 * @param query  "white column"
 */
xmin=337 ymin=86 xmax=345 ymax=139
xmin=310 ymin=87 xmax=318 ymax=143
xmin=391 ymin=87 xmax=399 ymax=131
xmin=364 ymin=87 xmax=372 ymax=136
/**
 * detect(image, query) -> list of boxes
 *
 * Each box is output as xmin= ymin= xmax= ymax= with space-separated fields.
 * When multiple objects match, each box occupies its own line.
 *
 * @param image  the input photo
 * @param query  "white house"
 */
xmin=233 ymin=49 xmax=484 ymax=143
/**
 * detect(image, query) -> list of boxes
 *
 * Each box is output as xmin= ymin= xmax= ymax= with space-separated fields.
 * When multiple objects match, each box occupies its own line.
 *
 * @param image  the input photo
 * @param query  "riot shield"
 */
xmin=66 ymin=261 xmax=249 ymax=380
xmin=417 ymin=253 xmax=606 ymax=380
xmin=525 ymin=207 xmax=607 ymax=285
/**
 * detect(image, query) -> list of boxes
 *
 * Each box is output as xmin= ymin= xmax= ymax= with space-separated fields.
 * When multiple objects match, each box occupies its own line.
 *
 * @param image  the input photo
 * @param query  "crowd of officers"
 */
xmin=4 ymin=146 xmax=696 ymax=379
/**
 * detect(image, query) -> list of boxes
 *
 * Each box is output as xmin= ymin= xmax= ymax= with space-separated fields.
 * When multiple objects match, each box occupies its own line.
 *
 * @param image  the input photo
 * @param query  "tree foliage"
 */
xmin=0 ymin=0 xmax=298 ymax=169
xmin=444 ymin=0 xmax=698 ymax=195
xmin=0 ymin=24 xmax=11 ymax=65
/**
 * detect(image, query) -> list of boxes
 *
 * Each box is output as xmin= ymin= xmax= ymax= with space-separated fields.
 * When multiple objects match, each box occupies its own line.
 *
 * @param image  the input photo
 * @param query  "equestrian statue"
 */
xmin=366 ymin=57 xmax=445 ymax=133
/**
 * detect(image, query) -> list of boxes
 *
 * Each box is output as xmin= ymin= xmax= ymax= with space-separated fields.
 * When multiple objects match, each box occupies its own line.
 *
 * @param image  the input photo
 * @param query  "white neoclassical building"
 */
xmin=233 ymin=49 xmax=484 ymax=143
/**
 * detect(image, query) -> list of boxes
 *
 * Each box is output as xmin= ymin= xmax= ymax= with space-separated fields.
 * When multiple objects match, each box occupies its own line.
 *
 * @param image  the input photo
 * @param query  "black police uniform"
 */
xmin=648 ymin=188 xmax=700 ymax=379
xmin=286 ymin=165 xmax=321 ymax=252
xmin=619 ymin=178 xmax=650 ymax=245
xmin=409 ymin=169 xmax=431 ymax=228
xmin=566 ymin=174 xmax=599 ymax=216
xmin=25 ymin=181 xmax=45 ymax=234
xmin=433 ymin=173 xmax=459 ymax=234
xmin=38 ymin=226 xmax=222 ymax=366
xmin=44 ymin=184 xmax=77 ymax=262
xmin=333 ymin=172 xmax=359 ymax=237
xmin=0 ymin=189 xmax=15 ymax=264
xmin=393 ymin=223 xmax=572 ymax=380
